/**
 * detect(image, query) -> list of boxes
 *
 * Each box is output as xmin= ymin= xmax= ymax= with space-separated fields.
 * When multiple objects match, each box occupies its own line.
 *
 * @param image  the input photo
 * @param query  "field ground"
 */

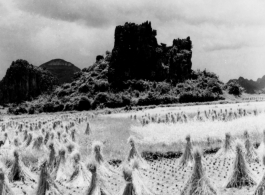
xmin=1 ymin=101 xmax=265 ymax=194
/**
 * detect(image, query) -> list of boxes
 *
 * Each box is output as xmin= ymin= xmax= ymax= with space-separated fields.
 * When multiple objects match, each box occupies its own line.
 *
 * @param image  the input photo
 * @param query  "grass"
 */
xmin=131 ymin=112 xmax=265 ymax=145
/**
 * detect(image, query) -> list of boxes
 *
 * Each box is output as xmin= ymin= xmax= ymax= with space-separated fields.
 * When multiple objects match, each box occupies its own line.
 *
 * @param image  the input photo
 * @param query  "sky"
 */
xmin=0 ymin=0 xmax=265 ymax=82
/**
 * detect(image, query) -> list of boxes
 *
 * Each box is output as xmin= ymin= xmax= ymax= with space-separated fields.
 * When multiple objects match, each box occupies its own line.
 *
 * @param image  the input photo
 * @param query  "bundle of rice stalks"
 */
xmin=66 ymin=142 xmax=76 ymax=154
xmin=57 ymin=131 xmax=61 ymax=142
xmin=13 ymin=138 xmax=19 ymax=147
xmin=67 ymin=152 xmax=90 ymax=187
xmin=71 ymin=129 xmax=76 ymax=142
xmin=179 ymin=135 xmax=193 ymax=166
xmin=120 ymin=166 xmax=134 ymax=195
xmin=257 ymin=130 xmax=265 ymax=160
xmin=23 ymin=130 xmax=28 ymax=142
xmin=92 ymin=141 xmax=117 ymax=177
xmin=92 ymin=141 xmax=104 ymax=164
xmin=181 ymin=149 xmax=217 ymax=195
xmin=129 ymin=158 xmax=156 ymax=195
xmin=48 ymin=143 xmax=56 ymax=172
xmin=86 ymin=162 xmax=112 ymax=195
xmin=2 ymin=134 xmax=11 ymax=149
xmin=25 ymin=133 xmax=33 ymax=147
xmin=226 ymin=142 xmax=257 ymax=188
xmin=50 ymin=133 xmax=54 ymax=141
xmin=85 ymin=122 xmax=91 ymax=135
xmin=253 ymin=156 xmax=265 ymax=195
xmin=51 ymin=148 xmax=67 ymax=181
xmin=215 ymin=133 xmax=235 ymax=158
xmin=32 ymin=136 xmax=44 ymax=150
xmin=0 ymin=168 xmax=14 ymax=195
xmin=7 ymin=150 xmax=36 ymax=183
xmin=127 ymin=137 xmax=149 ymax=169
xmin=44 ymin=132 xmax=49 ymax=145
xmin=36 ymin=160 xmax=62 ymax=195
xmin=244 ymin=131 xmax=259 ymax=163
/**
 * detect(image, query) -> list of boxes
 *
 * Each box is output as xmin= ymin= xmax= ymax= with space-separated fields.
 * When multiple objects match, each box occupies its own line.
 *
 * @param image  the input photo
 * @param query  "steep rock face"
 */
xmin=0 ymin=59 xmax=58 ymax=105
xmin=40 ymin=59 xmax=80 ymax=84
xmin=108 ymin=21 xmax=192 ymax=86
xmin=228 ymin=76 xmax=265 ymax=94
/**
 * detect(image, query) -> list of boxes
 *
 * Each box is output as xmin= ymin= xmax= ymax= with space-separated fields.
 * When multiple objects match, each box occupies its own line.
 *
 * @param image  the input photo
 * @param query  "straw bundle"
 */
xmin=44 ymin=132 xmax=49 ymax=145
xmin=244 ymin=131 xmax=259 ymax=163
xmin=23 ymin=130 xmax=28 ymax=142
xmin=33 ymin=136 xmax=43 ymax=150
xmin=127 ymin=137 xmax=149 ymax=169
xmin=215 ymin=133 xmax=234 ymax=158
xmin=36 ymin=160 xmax=62 ymax=195
xmin=85 ymin=123 xmax=91 ymax=135
xmin=8 ymin=151 xmax=25 ymax=183
xmin=179 ymin=135 xmax=193 ymax=166
xmin=0 ymin=168 xmax=14 ymax=195
xmin=253 ymin=156 xmax=265 ymax=195
xmin=86 ymin=163 xmax=97 ymax=195
xmin=226 ymin=143 xmax=256 ymax=188
xmin=48 ymin=143 xmax=56 ymax=172
xmin=71 ymin=130 xmax=76 ymax=142
xmin=120 ymin=166 xmax=134 ymax=195
xmin=92 ymin=142 xmax=104 ymax=164
xmin=181 ymin=149 xmax=217 ymax=195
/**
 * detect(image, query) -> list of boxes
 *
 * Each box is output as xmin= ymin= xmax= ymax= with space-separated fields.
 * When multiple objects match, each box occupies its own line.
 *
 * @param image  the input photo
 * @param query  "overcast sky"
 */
xmin=0 ymin=0 xmax=265 ymax=82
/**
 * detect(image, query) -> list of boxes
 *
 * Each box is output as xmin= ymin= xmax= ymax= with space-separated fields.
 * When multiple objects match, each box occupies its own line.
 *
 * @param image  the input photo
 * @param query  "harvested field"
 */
xmin=0 ymin=102 xmax=265 ymax=194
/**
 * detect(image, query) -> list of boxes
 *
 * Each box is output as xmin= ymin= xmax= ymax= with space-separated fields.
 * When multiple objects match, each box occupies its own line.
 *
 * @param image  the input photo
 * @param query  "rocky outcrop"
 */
xmin=108 ymin=21 xmax=192 ymax=86
xmin=0 ymin=59 xmax=58 ymax=105
xmin=40 ymin=59 xmax=80 ymax=84
xmin=228 ymin=76 xmax=265 ymax=94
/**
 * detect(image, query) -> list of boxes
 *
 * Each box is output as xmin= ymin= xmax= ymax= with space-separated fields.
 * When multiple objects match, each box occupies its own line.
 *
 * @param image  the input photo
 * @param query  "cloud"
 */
xmin=0 ymin=0 xmax=264 ymax=82
xmin=14 ymin=0 xmax=265 ymax=28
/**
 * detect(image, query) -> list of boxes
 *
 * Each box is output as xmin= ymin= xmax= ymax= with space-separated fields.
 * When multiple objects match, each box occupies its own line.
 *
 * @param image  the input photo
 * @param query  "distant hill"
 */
xmin=0 ymin=59 xmax=57 ymax=105
xmin=228 ymin=75 xmax=265 ymax=94
xmin=9 ymin=21 xmax=226 ymax=114
xmin=40 ymin=59 xmax=80 ymax=84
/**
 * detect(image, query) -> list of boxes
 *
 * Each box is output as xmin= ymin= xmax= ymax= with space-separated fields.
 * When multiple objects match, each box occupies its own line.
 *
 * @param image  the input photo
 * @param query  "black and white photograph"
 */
xmin=0 ymin=0 xmax=265 ymax=194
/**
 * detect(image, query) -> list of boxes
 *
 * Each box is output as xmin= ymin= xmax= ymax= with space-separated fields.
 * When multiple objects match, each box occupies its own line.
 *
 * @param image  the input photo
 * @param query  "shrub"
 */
xmin=43 ymin=102 xmax=55 ymax=112
xmin=78 ymin=84 xmax=90 ymax=93
xmin=129 ymin=80 xmax=150 ymax=92
xmin=156 ymin=82 xmax=171 ymax=94
xmin=28 ymin=106 xmax=35 ymax=114
xmin=92 ymin=92 xmax=109 ymax=109
xmin=134 ymin=90 xmax=140 ymax=98
xmin=53 ymin=104 xmax=64 ymax=112
xmin=58 ymin=89 xmax=69 ymax=97
xmin=225 ymin=81 xmax=244 ymax=96
xmin=75 ymin=96 xmax=91 ymax=111
xmin=94 ymin=80 xmax=109 ymax=92
xmin=64 ymin=102 xmax=74 ymax=111
xmin=63 ymin=83 xmax=71 ymax=89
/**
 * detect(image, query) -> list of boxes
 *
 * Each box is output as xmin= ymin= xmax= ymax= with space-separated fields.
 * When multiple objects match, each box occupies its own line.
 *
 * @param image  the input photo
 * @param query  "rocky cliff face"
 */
xmin=108 ymin=21 xmax=192 ymax=86
xmin=228 ymin=75 xmax=265 ymax=94
xmin=0 ymin=59 xmax=58 ymax=105
xmin=40 ymin=59 xmax=80 ymax=84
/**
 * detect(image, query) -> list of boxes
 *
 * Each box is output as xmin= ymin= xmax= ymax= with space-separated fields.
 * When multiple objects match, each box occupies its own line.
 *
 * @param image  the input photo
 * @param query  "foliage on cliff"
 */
xmin=0 ymin=59 xmax=58 ymax=105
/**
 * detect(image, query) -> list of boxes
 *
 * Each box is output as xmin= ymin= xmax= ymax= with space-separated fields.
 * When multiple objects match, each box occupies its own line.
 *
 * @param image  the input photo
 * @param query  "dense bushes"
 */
xmin=15 ymin=60 xmax=225 ymax=114
xmin=78 ymin=84 xmax=90 ymax=93
xmin=75 ymin=96 xmax=91 ymax=111
xmin=224 ymin=81 xmax=244 ymax=96
xmin=137 ymin=92 xmax=178 ymax=106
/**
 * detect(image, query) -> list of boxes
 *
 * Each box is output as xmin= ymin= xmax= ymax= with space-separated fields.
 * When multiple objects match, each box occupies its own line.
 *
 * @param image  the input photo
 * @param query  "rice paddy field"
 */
xmin=1 ymin=101 xmax=265 ymax=194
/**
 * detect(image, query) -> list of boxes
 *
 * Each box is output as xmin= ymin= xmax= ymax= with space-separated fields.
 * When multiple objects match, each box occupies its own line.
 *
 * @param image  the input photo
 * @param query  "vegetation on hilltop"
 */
xmin=0 ymin=59 xmax=57 ymax=106
xmin=9 ymin=56 xmax=225 ymax=114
